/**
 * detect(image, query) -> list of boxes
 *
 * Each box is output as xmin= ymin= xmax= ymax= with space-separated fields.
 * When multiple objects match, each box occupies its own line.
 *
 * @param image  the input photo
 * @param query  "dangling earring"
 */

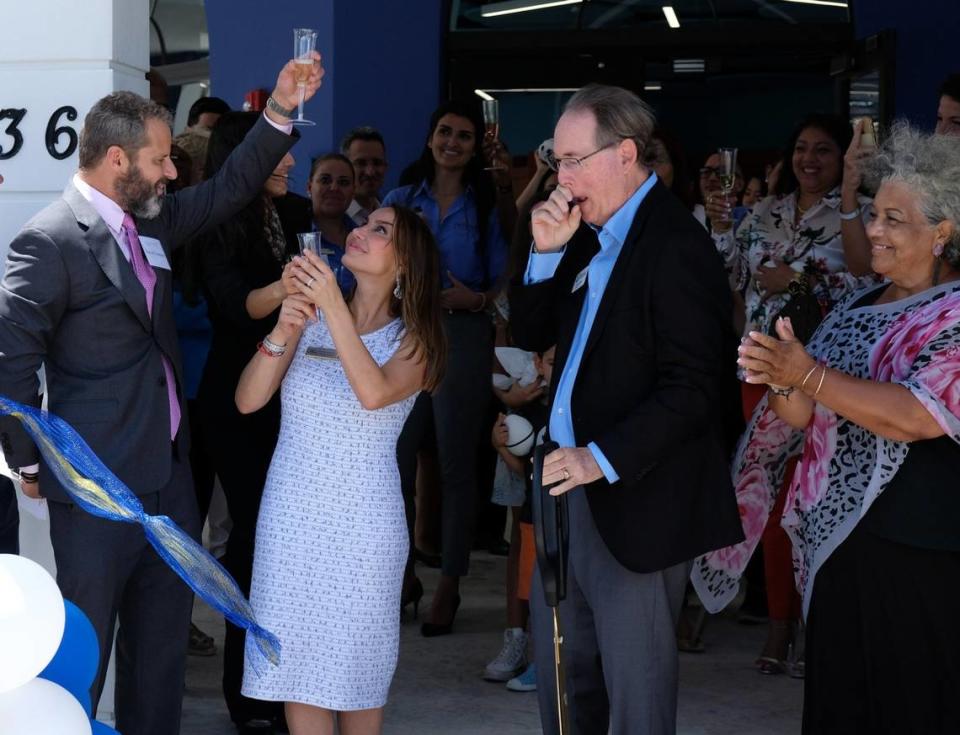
xmin=933 ymin=244 xmax=944 ymax=286
xmin=394 ymin=272 xmax=403 ymax=300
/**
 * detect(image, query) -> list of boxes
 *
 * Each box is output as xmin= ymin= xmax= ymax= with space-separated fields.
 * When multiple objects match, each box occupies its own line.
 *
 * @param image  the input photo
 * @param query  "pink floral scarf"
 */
xmin=692 ymin=283 xmax=960 ymax=616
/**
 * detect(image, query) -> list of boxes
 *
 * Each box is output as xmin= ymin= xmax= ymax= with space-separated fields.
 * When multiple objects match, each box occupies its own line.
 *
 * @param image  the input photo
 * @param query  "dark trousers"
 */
xmin=48 ymin=456 xmax=200 ymax=735
xmin=803 ymin=524 xmax=960 ymax=735
xmin=397 ymin=311 xmax=493 ymax=577
xmin=530 ymin=488 xmax=688 ymax=735
xmin=0 ymin=475 xmax=18 ymax=554
xmin=186 ymin=398 xmax=215 ymax=524
xmin=201 ymin=395 xmax=281 ymax=724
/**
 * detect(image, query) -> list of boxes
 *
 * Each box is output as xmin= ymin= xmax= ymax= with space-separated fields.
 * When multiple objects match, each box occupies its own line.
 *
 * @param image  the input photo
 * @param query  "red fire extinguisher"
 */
xmin=243 ymin=89 xmax=269 ymax=112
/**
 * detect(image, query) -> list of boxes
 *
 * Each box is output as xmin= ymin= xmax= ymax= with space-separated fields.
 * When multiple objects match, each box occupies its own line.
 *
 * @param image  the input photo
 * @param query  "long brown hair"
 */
xmin=388 ymin=206 xmax=447 ymax=392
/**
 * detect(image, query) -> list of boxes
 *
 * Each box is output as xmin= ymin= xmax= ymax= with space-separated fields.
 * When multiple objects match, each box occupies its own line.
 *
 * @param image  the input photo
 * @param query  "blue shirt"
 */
xmin=383 ymin=181 xmax=508 ymax=290
xmin=312 ymin=215 xmax=357 ymax=293
xmin=524 ymin=173 xmax=659 ymax=484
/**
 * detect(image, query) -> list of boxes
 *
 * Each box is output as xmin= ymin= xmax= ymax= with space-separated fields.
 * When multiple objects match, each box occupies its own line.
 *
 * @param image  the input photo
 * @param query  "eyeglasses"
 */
xmin=699 ymin=166 xmax=722 ymax=178
xmin=549 ymin=142 xmax=616 ymax=173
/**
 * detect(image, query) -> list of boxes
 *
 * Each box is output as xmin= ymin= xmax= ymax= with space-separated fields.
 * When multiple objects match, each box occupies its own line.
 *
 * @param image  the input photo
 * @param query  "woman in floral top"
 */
xmin=704 ymin=113 xmax=875 ymax=677
xmin=706 ymin=113 xmax=875 ymax=339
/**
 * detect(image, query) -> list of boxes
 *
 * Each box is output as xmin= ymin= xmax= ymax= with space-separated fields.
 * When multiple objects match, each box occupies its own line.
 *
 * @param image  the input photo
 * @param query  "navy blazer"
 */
xmin=509 ymin=180 xmax=744 ymax=573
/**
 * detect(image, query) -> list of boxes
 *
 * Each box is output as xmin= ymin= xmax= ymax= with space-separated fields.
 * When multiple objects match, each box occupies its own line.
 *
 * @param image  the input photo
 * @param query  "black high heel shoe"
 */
xmin=420 ymin=594 xmax=461 ymax=637
xmin=401 ymin=577 xmax=424 ymax=620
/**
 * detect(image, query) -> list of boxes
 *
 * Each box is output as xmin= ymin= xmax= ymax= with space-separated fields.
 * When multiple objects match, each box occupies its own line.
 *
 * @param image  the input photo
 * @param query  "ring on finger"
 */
xmin=561 ymin=467 xmax=570 ymax=481
xmin=306 ymin=277 xmax=315 ymax=287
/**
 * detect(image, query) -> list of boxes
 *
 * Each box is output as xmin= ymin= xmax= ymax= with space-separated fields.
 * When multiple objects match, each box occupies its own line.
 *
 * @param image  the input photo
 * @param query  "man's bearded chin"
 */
xmin=115 ymin=165 xmax=165 ymax=219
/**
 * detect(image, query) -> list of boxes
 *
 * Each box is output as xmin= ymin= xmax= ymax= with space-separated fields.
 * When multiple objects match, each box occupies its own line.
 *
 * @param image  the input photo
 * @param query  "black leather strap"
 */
xmin=532 ymin=440 xmax=568 ymax=608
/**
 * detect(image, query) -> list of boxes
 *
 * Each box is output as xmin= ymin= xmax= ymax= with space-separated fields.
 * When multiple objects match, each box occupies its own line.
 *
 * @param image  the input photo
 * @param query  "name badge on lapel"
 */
xmin=140 ymin=237 xmax=171 ymax=270
xmin=571 ymin=266 xmax=589 ymax=294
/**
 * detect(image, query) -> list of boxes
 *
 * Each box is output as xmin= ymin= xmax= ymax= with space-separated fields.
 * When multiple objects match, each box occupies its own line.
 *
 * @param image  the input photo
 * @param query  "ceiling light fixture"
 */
xmin=480 ymin=0 xmax=584 ymax=18
xmin=781 ymin=0 xmax=848 ymax=8
xmin=673 ymin=58 xmax=705 ymax=73
xmin=479 ymin=87 xmax=581 ymax=93
xmin=661 ymin=6 xmax=680 ymax=29
xmin=644 ymin=82 xmax=663 ymax=91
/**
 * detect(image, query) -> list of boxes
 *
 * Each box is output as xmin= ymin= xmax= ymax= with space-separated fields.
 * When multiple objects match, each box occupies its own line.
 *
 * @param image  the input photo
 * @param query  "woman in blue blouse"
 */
xmin=384 ymin=100 xmax=511 ymax=635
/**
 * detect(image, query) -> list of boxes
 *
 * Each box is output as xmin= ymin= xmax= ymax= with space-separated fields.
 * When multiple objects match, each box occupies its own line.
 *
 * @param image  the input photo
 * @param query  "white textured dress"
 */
xmin=242 ymin=315 xmax=415 ymax=710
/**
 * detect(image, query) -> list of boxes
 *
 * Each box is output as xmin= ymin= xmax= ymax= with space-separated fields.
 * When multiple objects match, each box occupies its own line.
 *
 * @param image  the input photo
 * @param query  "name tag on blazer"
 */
xmin=140 ymin=237 xmax=171 ymax=270
xmin=572 ymin=266 xmax=589 ymax=293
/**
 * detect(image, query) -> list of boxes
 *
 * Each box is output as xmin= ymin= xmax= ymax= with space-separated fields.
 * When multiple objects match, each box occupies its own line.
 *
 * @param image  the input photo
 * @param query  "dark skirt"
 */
xmin=803 ymin=522 xmax=960 ymax=735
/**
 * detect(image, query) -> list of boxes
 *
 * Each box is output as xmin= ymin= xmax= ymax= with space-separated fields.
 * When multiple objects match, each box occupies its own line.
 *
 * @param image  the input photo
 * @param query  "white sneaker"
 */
xmin=483 ymin=628 xmax=528 ymax=681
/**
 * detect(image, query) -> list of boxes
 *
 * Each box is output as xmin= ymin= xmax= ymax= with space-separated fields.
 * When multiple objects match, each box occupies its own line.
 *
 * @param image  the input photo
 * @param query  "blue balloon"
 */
xmin=38 ymin=599 xmax=100 ymax=716
xmin=91 ymin=720 xmax=120 ymax=734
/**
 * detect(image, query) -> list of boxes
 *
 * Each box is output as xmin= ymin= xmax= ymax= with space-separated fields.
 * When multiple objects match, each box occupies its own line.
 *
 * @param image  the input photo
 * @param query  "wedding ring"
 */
xmin=562 ymin=467 xmax=570 ymax=481
xmin=307 ymin=277 xmax=315 ymax=287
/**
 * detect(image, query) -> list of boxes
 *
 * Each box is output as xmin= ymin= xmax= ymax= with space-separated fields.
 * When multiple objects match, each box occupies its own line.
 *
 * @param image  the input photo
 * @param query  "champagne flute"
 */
xmin=482 ymin=99 xmax=507 ymax=172
xmin=718 ymin=147 xmax=738 ymax=197
xmin=292 ymin=28 xmax=318 ymax=127
xmin=717 ymin=147 xmax=738 ymax=226
xmin=297 ymin=231 xmax=330 ymax=319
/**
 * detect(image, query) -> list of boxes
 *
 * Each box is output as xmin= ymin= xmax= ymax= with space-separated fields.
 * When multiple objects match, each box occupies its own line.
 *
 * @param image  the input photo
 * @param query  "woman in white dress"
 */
xmin=235 ymin=205 xmax=446 ymax=735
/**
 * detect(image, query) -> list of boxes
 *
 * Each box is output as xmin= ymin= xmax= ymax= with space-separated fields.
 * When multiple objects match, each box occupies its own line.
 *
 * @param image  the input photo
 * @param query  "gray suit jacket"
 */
xmin=0 ymin=115 xmax=297 ymax=502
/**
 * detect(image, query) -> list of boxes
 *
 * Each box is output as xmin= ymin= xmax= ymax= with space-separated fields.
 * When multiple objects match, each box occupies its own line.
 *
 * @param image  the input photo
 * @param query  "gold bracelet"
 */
xmin=800 ymin=364 xmax=819 ymax=391
xmin=470 ymin=292 xmax=487 ymax=312
xmin=813 ymin=365 xmax=828 ymax=398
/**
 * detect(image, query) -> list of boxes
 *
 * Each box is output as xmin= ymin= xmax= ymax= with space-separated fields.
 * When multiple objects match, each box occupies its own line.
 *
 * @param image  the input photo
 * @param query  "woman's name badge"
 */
xmin=306 ymin=346 xmax=339 ymax=361
xmin=572 ymin=267 xmax=589 ymax=293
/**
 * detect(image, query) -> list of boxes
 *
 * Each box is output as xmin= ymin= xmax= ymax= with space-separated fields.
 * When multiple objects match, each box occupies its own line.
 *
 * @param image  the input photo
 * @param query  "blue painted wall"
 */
xmin=204 ymin=0 xmax=443 ymax=195
xmin=852 ymin=0 xmax=958 ymax=127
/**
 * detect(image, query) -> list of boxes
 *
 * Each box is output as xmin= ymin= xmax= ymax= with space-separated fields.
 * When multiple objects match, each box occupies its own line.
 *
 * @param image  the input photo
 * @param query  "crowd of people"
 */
xmin=1 ymin=52 xmax=959 ymax=735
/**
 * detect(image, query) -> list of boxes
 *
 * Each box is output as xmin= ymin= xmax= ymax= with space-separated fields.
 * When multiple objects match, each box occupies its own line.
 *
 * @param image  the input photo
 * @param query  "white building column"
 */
xmin=0 ymin=0 xmax=149 ymax=263
xmin=0 ymin=0 xmax=151 ymax=724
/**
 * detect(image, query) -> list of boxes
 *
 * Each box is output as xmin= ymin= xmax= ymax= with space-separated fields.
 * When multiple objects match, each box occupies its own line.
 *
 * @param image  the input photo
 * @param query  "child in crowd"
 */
xmin=484 ymin=346 xmax=555 ymax=691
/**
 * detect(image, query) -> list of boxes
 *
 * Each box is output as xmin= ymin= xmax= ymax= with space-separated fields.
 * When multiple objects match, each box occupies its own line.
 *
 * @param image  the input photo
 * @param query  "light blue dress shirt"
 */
xmin=524 ymin=173 xmax=658 ymax=484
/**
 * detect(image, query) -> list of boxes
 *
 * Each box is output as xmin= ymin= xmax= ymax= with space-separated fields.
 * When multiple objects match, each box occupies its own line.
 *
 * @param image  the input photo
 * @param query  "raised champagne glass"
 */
xmin=292 ymin=28 xmax=318 ymax=127
xmin=718 ymin=147 xmax=738 ymax=227
xmin=482 ymin=99 xmax=507 ymax=171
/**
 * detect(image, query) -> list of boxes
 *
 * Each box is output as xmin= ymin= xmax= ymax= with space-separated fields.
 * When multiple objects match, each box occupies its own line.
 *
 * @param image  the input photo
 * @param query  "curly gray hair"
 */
xmin=864 ymin=122 xmax=960 ymax=267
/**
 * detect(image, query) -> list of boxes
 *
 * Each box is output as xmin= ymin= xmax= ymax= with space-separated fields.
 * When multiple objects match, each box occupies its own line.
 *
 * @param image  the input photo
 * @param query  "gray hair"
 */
xmin=78 ymin=91 xmax=172 ymax=169
xmin=564 ymin=84 xmax=656 ymax=163
xmin=864 ymin=122 xmax=960 ymax=267
xmin=339 ymin=126 xmax=386 ymax=156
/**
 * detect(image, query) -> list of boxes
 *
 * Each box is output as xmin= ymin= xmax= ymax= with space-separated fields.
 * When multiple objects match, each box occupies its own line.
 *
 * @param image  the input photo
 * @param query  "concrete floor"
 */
xmin=181 ymin=553 xmax=802 ymax=735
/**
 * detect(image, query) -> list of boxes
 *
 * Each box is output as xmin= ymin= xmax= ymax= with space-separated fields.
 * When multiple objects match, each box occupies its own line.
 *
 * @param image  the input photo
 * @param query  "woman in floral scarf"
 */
xmin=705 ymin=114 xmax=878 ymax=674
xmin=693 ymin=125 xmax=960 ymax=733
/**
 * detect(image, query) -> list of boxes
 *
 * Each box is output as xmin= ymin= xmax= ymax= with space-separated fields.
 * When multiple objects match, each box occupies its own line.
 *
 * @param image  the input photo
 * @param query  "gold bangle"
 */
xmin=800 ymin=364 xmax=819 ymax=391
xmin=470 ymin=292 xmax=487 ymax=313
xmin=813 ymin=365 xmax=828 ymax=398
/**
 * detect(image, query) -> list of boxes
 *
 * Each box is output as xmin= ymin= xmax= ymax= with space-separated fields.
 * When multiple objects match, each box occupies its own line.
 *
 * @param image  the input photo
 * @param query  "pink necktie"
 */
xmin=122 ymin=213 xmax=181 ymax=440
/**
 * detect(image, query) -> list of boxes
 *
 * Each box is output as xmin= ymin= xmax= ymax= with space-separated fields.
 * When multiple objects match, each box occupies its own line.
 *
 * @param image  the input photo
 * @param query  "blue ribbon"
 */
xmin=0 ymin=395 xmax=280 ymax=671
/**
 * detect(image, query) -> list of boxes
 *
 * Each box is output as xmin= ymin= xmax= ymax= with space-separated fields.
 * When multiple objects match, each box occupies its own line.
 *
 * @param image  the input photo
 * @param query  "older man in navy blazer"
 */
xmin=0 ymin=59 xmax=322 ymax=735
xmin=510 ymin=84 xmax=744 ymax=734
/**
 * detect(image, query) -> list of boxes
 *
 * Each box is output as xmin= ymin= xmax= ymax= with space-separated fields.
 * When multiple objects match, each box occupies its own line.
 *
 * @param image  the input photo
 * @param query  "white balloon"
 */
xmin=0 ymin=554 xmax=66 ymax=693
xmin=0 ymin=678 xmax=92 ymax=734
xmin=504 ymin=414 xmax=535 ymax=457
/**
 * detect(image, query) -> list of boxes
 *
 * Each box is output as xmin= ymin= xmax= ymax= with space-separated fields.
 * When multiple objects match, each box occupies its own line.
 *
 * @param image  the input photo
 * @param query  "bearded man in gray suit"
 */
xmin=0 ymin=56 xmax=323 ymax=735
